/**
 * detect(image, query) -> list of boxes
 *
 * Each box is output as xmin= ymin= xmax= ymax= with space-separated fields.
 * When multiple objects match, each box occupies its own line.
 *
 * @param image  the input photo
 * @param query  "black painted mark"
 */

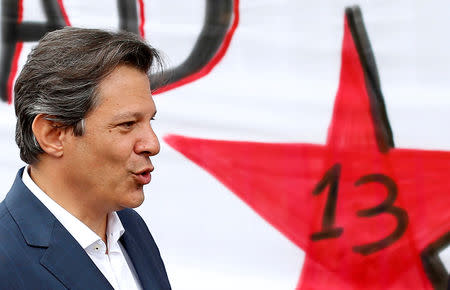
xmin=150 ymin=0 xmax=235 ymax=91
xmin=310 ymin=6 xmax=448 ymax=287
xmin=352 ymin=174 xmax=408 ymax=255
xmin=421 ymin=232 xmax=450 ymax=290
xmin=0 ymin=0 xmax=141 ymax=102
xmin=345 ymin=6 xmax=394 ymax=153
xmin=1 ymin=0 xmax=67 ymax=102
xmin=117 ymin=0 xmax=140 ymax=34
xmin=310 ymin=163 xmax=344 ymax=241
xmin=0 ymin=0 xmax=236 ymax=101
xmin=310 ymin=168 xmax=408 ymax=256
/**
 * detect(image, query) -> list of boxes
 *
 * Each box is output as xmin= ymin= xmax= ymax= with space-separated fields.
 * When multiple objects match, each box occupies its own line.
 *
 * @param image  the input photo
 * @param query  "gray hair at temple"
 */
xmin=14 ymin=27 xmax=163 ymax=165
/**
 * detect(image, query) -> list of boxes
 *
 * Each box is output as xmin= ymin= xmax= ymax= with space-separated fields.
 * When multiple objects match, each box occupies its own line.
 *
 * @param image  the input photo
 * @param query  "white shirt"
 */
xmin=22 ymin=167 xmax=142 ymax=290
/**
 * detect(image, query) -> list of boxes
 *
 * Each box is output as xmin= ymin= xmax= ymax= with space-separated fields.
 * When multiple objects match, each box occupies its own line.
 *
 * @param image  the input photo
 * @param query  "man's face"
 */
xmin=62 ymin=64 xmax=160 ymax=212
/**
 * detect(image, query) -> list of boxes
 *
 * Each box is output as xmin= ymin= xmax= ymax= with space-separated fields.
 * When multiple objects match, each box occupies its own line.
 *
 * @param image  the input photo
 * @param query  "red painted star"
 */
xmin=165 ymin=7 xmax=450 ymax=289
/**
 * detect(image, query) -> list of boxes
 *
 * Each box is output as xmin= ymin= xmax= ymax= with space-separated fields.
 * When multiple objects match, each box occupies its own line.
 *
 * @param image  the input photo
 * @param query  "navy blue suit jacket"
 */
xmin=0 ymin=168 xmax=171 ymax=289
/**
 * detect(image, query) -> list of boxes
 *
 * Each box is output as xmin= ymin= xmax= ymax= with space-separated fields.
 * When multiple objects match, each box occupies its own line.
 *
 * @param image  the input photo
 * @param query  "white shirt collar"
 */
xmin=106 ymin=211 xmax=126 ymax=253
xmin=22 ymin=166 xmax=125 ymax=250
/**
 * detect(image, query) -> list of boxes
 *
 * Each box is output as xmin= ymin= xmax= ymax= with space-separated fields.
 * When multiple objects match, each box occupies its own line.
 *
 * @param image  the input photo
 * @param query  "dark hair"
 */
xmin=14 ymin=27 xmax=162 ymax=164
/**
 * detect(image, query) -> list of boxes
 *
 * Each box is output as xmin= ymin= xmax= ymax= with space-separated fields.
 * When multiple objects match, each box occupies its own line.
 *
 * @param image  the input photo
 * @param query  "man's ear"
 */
xmin=32 ymin=114 xmax=67 ymax=158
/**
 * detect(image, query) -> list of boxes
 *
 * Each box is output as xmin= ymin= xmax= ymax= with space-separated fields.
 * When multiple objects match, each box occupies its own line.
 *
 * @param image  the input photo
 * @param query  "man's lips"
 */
xmin=133 ymin=169 xmax=152 ymax=185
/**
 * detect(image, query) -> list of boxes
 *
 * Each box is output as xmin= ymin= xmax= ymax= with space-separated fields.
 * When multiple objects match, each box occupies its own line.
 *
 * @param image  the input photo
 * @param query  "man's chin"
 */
xmin=119 ymin=190 xmax=145 ymax=210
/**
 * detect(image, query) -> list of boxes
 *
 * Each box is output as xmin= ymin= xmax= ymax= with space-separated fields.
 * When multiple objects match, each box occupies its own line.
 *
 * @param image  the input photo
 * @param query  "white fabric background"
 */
xmin=1 ymin=1 xmax=449 ymax=289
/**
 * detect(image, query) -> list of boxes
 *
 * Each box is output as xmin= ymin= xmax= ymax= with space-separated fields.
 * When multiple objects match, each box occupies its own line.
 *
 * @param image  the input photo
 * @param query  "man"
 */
xmin=0 ymin=27 xmax=171 ymax=289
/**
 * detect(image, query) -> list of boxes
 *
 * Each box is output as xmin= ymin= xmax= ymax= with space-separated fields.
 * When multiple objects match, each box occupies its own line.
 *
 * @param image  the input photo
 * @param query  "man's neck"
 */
xmin=28 ymin=164 xmax=109 ymax=243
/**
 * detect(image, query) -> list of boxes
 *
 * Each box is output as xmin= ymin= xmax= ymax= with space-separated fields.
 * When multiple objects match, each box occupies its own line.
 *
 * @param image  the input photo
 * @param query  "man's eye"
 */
xmin=119 ymin=121 xmax=135 ymax=129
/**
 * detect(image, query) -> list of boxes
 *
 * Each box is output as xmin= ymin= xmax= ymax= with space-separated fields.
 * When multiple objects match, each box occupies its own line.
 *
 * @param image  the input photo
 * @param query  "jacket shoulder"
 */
xmin=0 ymin=201 xmax=22 ymax=248
xmin=0 ymin=202 xmax=28 ymax=288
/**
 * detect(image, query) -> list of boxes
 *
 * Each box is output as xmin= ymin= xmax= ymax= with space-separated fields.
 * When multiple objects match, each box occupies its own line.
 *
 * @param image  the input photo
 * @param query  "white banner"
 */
xmin=1 ymin=1 xmax=450 ymax=289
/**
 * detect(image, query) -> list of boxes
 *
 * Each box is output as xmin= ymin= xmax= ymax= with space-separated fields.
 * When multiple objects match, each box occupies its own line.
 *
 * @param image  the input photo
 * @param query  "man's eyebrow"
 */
xmin=112 ymin=112 xmax=142 ymax=121
xmin=111 ymin=110 xmax=156 ymax=122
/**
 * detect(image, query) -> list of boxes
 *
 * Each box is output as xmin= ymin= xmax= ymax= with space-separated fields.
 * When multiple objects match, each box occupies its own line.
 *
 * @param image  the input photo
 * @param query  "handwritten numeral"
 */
xmin=310 ymin=164 xmax=344 ymax=241
xmin=352 ymin=174 xmax=409 ymax=255
xmin=310 ymin=166 xmax=409 ymax=256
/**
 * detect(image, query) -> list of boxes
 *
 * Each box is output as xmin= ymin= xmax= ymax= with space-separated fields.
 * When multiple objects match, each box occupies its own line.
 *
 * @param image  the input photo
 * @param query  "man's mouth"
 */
xmin=133 ymin=169 xmax=152 ymax=185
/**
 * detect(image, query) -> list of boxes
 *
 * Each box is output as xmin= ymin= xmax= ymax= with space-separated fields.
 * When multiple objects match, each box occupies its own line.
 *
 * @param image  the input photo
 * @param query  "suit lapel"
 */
xmin=120 ymin=231 xmax=166 ymax=290
xmin=40 ymin=221 xmax=113 ymax=290
xmin=5 ymin=168 xmax=113 ymax=290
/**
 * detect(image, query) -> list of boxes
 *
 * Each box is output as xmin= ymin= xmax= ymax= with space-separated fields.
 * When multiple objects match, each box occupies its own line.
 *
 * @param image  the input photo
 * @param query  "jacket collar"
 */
xmin=120 ymin=230 xmax=169 ymax=290
xmin=5 ymin=168 xmax=113 ymax=289
xmin=117 ymin=209 xmax=171 ymax=290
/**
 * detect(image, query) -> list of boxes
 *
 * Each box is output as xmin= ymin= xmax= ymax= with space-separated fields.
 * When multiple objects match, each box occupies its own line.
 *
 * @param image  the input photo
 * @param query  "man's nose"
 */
xmin=134 ymin=125 xmax=160 ymax=156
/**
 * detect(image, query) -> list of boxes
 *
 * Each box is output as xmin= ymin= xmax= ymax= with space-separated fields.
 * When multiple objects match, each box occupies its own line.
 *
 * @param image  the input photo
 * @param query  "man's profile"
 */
xmin=0 ymin=27 xmax=171 ymax=289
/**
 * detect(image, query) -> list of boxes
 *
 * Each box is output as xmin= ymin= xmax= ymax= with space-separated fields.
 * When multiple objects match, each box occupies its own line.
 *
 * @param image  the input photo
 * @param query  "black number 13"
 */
xmin=310 ymin=163 xmax=409 ymax=255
